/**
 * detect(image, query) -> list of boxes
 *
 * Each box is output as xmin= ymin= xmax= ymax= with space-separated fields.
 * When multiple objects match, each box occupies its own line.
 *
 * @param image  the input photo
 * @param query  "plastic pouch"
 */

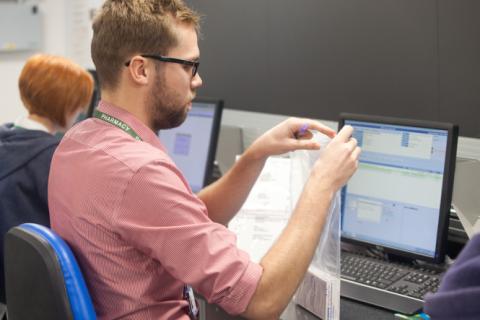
xmin=290 ymin=133 xmax=341 ymax=320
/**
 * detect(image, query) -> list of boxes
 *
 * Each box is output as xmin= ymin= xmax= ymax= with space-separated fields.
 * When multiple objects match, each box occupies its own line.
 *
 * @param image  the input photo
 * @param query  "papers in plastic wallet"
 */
xmin=229 ymin=157 xmax=292 ymax=263
xmin=229 ymin=133 xmax=341 ymax=320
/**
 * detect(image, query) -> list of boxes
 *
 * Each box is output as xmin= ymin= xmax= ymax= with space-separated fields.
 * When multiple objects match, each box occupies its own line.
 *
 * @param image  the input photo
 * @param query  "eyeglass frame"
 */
xmin=124 ymin=54 xmax=200 ymax=77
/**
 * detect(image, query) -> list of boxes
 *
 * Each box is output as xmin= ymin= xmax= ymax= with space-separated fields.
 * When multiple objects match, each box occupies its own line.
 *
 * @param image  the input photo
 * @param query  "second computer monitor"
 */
xmin=158 ymin=98 xmax=223 ymax=193
xmin=339 ymin=113 xmax=458 ymax=263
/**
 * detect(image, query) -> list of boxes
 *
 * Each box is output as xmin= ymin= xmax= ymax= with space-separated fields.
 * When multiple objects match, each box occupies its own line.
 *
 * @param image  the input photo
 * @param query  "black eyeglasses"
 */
xmin=125 ymin=54 xmax=200 ymax=77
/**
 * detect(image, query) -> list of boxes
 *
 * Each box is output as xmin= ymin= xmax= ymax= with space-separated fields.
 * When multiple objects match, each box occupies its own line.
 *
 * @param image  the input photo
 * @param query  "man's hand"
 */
xmin=241 ymin=125 xmax=360 ymax=319
xmin=247 ymin=118 xmax=336 ymax=160
xmin=310 ymin=125 xmax=360 ymax=192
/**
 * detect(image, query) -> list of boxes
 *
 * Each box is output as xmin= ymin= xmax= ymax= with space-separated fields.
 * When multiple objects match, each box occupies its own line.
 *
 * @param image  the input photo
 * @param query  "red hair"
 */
xmin=18 ymin=54 xmax=94 ymax=127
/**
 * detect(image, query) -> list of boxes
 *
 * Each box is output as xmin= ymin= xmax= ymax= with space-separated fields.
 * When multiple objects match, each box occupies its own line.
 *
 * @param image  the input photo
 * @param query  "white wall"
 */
xmin=0 ymin=0 xmax=98 ymax=124
xmin=0 ymin=53 xmax=27 ymax=123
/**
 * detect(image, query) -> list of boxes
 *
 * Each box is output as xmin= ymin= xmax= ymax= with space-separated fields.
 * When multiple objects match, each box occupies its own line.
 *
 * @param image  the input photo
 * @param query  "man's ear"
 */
xmin=127 ymin=56 xmax=150 ymax=86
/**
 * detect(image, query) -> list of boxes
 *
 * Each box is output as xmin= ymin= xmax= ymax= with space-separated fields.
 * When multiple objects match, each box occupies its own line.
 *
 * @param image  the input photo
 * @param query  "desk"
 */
xmin=201 ymin=297 xmax=395 ymax=320
xmin=282 ymin=298 xmax=395 ymax=320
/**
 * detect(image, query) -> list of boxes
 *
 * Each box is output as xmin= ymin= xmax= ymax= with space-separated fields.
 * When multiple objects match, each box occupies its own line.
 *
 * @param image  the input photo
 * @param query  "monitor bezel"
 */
xmin=338 ymin=113 xmax=458 ymax=263
xmin=191 ymin=97 xmax=223 ymax=189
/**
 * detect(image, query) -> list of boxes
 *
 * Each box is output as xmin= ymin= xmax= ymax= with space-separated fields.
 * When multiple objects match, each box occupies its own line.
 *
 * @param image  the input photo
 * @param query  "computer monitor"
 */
xmin=158 ymin=98 xmax=223 ymax=193
xmin=339 ymin=113 xmax=458 ymax=263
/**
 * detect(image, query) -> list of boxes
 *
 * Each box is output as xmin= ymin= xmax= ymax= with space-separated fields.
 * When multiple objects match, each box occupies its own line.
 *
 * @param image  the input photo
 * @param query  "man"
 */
xmin=48 ymin=1 xmax=360 ymax=319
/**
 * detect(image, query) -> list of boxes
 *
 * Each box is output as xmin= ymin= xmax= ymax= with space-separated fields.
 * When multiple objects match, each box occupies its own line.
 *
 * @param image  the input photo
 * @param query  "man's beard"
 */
xmin=146 ymin=71 xmax=191 ymax=132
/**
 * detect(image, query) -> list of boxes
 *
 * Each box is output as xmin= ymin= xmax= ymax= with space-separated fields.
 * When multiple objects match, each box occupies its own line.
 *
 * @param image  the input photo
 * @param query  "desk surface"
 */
xmin=282 ymin=298 xmax=395 ymax=320
xmin=202 ymin=297 xmax=396 ymax=320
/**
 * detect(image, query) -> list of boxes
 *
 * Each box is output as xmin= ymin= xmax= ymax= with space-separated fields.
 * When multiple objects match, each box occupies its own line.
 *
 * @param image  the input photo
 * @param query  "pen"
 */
xmin=295 ymin=123 xmax=309 ymax=139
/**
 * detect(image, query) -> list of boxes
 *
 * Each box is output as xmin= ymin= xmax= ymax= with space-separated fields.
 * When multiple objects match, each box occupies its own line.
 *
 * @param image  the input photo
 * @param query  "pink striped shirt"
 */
xmin=48 ymin=101 xmax=262 ymax=319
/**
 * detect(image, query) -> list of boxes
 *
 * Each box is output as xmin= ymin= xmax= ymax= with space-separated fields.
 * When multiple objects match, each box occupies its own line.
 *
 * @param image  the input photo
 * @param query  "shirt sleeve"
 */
xmin=114 ymin=159 xmax=262 ymax=315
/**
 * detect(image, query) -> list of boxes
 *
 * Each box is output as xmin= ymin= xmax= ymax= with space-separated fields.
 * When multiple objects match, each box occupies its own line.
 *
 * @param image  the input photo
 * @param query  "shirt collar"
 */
xmin=14 ymin=116 xmax=50 ymax=133
xmin=96 ymin=100 xmax=166 ymax=152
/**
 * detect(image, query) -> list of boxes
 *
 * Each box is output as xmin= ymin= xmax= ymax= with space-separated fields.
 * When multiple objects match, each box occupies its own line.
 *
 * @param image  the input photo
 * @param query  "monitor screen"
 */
xmin=158 ymin=98 xmax=223 ymax=193
xmin=339 ymin=113 xmax=458 ymax=262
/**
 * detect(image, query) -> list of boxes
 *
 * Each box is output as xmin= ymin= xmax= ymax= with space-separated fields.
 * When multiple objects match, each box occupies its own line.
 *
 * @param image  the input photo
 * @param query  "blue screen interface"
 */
xmin=341 ymin=120 xmax=448 ymax=258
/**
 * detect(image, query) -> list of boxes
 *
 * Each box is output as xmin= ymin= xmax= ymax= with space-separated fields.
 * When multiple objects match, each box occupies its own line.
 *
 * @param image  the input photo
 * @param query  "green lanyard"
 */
xmin=94 ymin=110 xmax=142 ymax=141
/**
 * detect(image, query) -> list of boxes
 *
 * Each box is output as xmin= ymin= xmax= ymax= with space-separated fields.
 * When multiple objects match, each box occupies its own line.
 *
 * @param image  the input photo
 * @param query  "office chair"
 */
xmin=4 ymin=223 xmax=96 ymax=320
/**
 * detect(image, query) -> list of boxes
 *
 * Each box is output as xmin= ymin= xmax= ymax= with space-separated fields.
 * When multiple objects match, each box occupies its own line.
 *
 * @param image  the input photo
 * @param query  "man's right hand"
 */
xmin=310 ymin=125 xmax=361 ymax=192
xmin=241 ymin=125 xmax=361 ymax=320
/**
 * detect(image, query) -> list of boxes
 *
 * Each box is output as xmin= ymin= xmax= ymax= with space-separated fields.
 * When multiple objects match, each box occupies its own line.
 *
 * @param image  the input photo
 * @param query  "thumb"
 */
xmin=334 ymin=125 xmax=354 ymax=143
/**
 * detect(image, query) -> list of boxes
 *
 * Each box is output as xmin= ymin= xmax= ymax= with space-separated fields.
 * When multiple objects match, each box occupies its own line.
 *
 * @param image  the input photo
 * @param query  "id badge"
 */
xmin=183 ymin=285 xmax=199 ymax=319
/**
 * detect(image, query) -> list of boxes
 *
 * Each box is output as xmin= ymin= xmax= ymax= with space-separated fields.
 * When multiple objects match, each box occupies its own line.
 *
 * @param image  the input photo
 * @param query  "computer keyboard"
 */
xmin=341 ymin=251 xmax=443 ymax=314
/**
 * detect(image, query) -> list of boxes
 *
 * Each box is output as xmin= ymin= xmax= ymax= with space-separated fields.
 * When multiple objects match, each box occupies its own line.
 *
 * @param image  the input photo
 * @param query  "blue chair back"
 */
xmin=4 ymin=223 xmax=96 ymax=320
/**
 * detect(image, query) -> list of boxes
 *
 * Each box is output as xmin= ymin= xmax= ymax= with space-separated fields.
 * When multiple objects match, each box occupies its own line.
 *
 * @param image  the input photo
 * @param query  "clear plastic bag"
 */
xmin=290 ymin=133 xmax=341 ymax=320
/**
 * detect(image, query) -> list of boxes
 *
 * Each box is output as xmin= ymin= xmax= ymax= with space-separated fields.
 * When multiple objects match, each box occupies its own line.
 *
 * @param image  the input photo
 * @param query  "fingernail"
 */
xmin=295 ymin=123 xmax=309 ymax=139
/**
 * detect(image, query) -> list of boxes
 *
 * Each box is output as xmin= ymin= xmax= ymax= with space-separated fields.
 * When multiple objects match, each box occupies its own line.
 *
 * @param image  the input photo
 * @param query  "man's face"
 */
xmin=146 ymin=23 xmax=202 ymax=131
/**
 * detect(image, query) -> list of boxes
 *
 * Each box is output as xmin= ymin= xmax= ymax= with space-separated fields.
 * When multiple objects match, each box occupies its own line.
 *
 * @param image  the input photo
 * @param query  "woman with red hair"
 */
xmin=0 ymin=54 xmax=94 ymax=303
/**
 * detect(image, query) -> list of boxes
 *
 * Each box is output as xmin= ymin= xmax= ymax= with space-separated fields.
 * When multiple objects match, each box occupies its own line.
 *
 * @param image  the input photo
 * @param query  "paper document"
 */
xmin=452 ymin=158 xmax=480 ymax=238
xmin=229 ymin=157 xmax=291 ymax=263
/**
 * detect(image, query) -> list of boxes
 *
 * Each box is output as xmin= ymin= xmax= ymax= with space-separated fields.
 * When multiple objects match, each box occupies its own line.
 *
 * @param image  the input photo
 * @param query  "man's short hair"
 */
xmin=18 ymin=54 xmax=94 ymax=128
xmin=91 ymin=0 xmax=200 ymax=91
